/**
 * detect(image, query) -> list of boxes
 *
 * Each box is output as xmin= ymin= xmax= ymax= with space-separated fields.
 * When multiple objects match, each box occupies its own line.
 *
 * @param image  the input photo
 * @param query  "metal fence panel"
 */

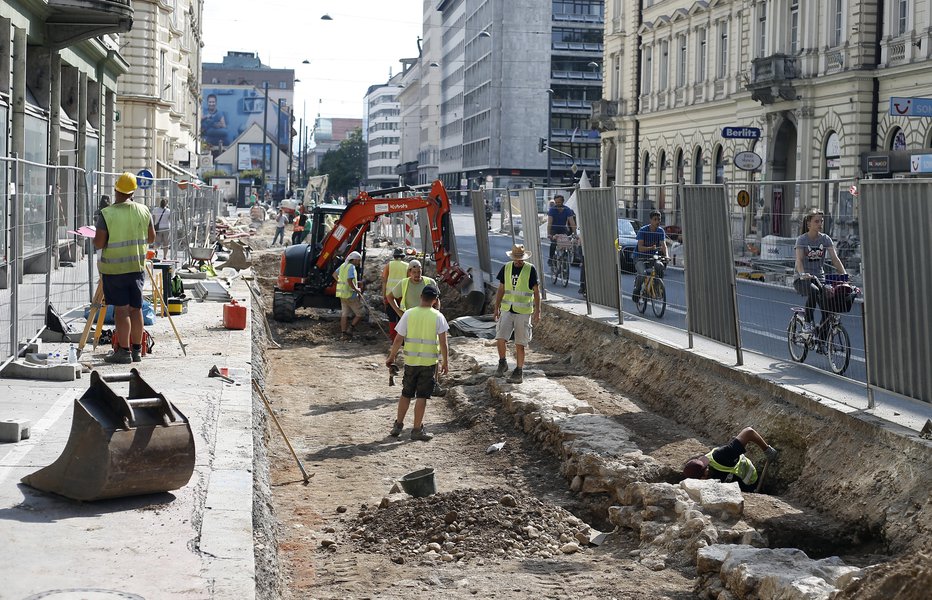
xmin=517 ymin=190 xmax=544 ymax=295
xmin=860 ymin=180 xmax=932 ymax=404
xmin=682 ymin=185 xmax=740 ymax=348
xmin=471 ymin=190 xmax=492 ymax=275
xmin=577 ymin=188 xmax=620 ymax=309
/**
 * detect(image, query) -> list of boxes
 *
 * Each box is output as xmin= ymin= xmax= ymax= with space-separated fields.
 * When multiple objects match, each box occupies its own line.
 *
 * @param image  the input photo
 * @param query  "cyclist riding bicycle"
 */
xmin=633 ymin=210 xmax=667 ymax=300
xmin=547 ymin=194 xmax=576 ymax=268
xmin=793 ymin=209 xmax=847 ymax=337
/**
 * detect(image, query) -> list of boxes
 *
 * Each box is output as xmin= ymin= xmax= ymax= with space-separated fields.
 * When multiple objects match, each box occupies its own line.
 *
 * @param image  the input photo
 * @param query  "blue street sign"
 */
xmin=889 ymin=96 xmax=932 ymax=117
xmin=136 ymin=169 xmax=154 ymax=189
xmin=722 ymin=127 xmax=761 ymax=139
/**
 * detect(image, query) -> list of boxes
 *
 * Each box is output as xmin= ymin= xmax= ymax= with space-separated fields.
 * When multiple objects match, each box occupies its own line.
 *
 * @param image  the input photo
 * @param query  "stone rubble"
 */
xmin=349 ymin=487 xmax=596 ymax=563
xmin=447 ymin=340 xmax=868 ymax=600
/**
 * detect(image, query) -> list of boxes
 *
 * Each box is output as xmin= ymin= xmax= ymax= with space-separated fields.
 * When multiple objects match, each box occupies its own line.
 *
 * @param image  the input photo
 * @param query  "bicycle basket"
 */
xmin=554 ymin=234 xmax=576 ymax=250
xmin=825 ymin=282 xmax=856 ymax=313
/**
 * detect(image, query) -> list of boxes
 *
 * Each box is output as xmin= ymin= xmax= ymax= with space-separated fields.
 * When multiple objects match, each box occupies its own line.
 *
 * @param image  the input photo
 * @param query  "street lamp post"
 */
xmin=261 ymin=81 xmax=270 ymax=193
xmin=546 ymin=89 xmax=554 ymax=188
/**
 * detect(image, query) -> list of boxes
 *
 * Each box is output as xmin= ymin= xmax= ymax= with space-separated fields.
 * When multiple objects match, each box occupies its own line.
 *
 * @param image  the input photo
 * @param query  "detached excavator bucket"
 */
xmin=22 ymin=369 xmax=195 ymax=501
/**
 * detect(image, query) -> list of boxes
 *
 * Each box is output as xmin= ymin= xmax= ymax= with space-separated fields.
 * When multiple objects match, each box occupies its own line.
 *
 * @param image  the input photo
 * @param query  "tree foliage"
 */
xmin=318 ymin=127 xmax=367 ymax=199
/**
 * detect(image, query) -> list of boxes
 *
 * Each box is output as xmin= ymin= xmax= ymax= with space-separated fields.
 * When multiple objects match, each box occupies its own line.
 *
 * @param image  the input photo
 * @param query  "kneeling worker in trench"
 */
xmin=682 ymin=427 xmax=780 ymax=492
xmin=385 ymin=285 xmax=449 ymax=441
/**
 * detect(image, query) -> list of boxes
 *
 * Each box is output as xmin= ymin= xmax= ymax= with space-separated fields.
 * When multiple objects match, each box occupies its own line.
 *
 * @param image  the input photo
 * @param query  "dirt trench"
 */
xmin=247 ymin=220 xmax=930 ymax=598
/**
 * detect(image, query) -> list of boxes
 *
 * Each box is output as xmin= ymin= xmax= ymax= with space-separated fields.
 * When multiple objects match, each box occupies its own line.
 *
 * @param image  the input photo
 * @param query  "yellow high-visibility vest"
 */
xmin=501 ymin=262 xmax=533 ymax=314
xmin=706 ymin=451 xmax=758 ymax=486
xmin=403 ymin=306 xmax=441 ymax=366
xmin=386 ymin=260 xmax=407 ymax=297
xmin=336 ymin=262 xmax=355 ymax=299
xmin=400 ymin=276 xmax=436 ymax=310
xmin=99 ymin=202 xmax=150 ymax=275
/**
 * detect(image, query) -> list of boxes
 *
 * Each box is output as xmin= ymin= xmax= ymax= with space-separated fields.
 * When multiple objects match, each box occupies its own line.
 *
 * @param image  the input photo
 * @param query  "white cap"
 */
xmin=408 ymin=259 xmax=422 ymax=269
xmin=346 ymin=251 xmax=362 ymax=261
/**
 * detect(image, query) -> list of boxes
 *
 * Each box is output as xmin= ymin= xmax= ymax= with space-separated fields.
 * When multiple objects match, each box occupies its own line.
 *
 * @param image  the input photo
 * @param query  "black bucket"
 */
xmin=400 ymin=467 xmax=436 ymax=498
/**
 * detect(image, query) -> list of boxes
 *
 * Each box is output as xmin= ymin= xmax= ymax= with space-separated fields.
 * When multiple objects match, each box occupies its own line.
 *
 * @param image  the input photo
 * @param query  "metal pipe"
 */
xmin=261 ymin=82 xmax=270 ymax=193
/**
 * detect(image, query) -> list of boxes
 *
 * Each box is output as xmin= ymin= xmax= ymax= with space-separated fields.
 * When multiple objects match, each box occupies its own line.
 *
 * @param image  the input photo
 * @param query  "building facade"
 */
xmin=116 ymin=0 xmax=203 ymax=180
xmin=424 ymin=0 xmax=603 ymax=193
xmin=597 ymin=0 xmax=932 ymax=238
xmin=0 ymin=0 xmax=131 ymax=284
xmin=364 ymin=76 xmax=403 ymax=188
xmin=201 ymin=51 xmax=295 ymax=198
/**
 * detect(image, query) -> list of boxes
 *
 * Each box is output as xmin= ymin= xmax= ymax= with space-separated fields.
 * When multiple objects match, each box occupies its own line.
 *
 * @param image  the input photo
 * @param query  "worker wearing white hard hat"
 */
xmin=334 ymin=250 xmax=366 ymax=340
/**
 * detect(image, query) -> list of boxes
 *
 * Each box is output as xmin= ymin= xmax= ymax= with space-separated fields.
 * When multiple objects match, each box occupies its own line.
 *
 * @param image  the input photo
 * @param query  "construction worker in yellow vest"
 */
xmin=681 ymin=427 xmax=780 ymax=492
xmin=387 ymin=259 xmax=437 ymax=317
xmin=93 ymin=172 xmax=156 ymax=364
xmin=385 ymin=285 xmax=449 ymax=441
xmin=381 ymin=247 xmax=409 ymax=341
xmin=333 ymin=251 xmax=366 ymax=340
xmin=493 ymin=244 xmax=541 ymax=384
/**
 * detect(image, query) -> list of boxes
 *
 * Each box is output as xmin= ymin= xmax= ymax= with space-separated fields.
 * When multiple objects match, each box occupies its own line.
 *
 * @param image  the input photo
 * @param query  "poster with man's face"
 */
xmin=201 ymin=87 xmax=290 ymax=151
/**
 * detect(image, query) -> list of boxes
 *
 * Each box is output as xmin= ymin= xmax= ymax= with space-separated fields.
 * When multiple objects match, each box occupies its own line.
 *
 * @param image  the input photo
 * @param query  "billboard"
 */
xmin=237 ymin=143 xmax=271 ymax=171
xmin=201 ymin=87 xmax=291 ymax=152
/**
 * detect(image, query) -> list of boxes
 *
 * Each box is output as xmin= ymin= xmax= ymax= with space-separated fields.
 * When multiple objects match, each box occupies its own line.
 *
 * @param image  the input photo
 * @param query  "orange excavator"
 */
xmin=272 ymin=180 xmax=470 ymax=322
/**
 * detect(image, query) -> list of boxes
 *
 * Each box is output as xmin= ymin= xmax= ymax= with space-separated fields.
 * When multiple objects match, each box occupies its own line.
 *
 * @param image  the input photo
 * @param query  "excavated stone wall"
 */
xmin=529 ymin=304 xmax=931 ymax=556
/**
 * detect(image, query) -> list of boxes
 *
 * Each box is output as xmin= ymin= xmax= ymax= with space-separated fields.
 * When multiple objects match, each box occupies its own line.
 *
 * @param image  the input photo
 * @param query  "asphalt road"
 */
xmin=448 ymin=206 xmax=867 ymax=383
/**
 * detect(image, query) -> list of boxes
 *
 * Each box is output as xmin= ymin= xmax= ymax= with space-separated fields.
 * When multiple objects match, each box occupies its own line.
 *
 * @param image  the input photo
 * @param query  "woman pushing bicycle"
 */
xmin=793 ymin=209 xmax=847 ymax=336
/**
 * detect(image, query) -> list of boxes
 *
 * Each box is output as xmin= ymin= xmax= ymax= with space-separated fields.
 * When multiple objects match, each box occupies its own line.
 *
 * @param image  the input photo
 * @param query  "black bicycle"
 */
xmin=786 ymin=274 xmax=859 ymax=375
xmin=550 ymin=234 xmax=576 ymax=288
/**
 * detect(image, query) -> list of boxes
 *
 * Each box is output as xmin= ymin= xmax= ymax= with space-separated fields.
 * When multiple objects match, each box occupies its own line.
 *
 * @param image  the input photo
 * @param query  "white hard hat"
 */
xmin=346 ymin=251 xmax=362 ymax=261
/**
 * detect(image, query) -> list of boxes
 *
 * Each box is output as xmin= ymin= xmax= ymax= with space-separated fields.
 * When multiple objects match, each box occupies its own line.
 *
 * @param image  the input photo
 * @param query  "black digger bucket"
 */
xmin=21 ymin=369 xmax=195 ymax=501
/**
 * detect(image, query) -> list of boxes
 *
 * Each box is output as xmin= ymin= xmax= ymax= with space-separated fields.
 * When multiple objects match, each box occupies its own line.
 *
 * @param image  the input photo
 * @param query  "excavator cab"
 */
xmin=22 ymin=369 xmax=195 ymax=502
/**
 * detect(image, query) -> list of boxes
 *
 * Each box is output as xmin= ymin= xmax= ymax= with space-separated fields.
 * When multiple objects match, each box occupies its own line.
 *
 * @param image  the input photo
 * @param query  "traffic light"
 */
xmin=538 ymin=137 xmax=547 ymax=153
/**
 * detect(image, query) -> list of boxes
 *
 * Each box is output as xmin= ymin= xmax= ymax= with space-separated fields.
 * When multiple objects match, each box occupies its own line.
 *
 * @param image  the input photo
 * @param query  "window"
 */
xmin=643 ymin=46 xmax=653 ymax=94
xmin=697 ymin=28 xmax=707 ymax=82
xmin=279 ymin=81 xmax=287 ymax=89
xmin=677 ymin=35 xmax=687 ymax=87
xmin=659 ymin=40 xmax=669 ymax=90
xmin=717 ymin=21 xmax=728 ymax=78
xmin=159 ymin=50 xmax=168 ymax=99
xmin=831 ymin=0 xmax=844 ymax=47
xmin=790 ymin=0 xmax=799 ymax=53
xmin=897 ymin=0 xmax=908 ymax=35
xmin=758 ymin=4 xmax=767 ymax=58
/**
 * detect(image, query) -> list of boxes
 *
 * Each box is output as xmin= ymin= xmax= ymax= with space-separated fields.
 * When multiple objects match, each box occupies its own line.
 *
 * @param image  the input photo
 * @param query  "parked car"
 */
xmin=617 ymin=217 xmax=641 ymax=272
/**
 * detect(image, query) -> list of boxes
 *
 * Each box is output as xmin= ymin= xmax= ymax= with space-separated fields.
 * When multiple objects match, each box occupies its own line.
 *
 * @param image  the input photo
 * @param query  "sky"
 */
xmin=201 ymin=0 xmax=423 ymax=122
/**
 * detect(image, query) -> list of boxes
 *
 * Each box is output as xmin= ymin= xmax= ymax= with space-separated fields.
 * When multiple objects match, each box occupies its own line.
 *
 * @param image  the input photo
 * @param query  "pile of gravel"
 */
xmin=349 ymin=487 xmax=593 ymax=564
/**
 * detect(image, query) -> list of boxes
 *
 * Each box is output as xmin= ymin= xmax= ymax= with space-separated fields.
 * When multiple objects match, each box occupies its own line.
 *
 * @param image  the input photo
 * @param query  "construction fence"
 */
xmin=474 ymin=178 xmax=924 ymax=407
xmin=0 ymin=159 xmax=222 ymax=367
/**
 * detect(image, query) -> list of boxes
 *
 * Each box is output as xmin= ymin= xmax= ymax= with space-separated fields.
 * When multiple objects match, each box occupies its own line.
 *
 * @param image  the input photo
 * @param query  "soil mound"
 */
xmin=350 ymin=487 xmax=594 ymax=563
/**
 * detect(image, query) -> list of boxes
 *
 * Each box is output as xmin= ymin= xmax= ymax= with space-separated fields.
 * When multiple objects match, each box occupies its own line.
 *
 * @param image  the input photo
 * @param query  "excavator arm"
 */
xmin=314 ymin=180 xmax=468 ymax=287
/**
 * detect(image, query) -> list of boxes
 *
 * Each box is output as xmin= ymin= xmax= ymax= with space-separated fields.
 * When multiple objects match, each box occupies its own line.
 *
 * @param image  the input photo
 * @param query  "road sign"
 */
xmin=136 ymin=169 xmax=154 ymax=190
xmin=734 ymin=151 xmax=763 ymax=171
xmin=889 ymin=97 xmax=932 ymax=117
xmin=737 ymin=190 xmax=751 ymax=208
xmin=722 ymin=127 xmax=761 ymax=139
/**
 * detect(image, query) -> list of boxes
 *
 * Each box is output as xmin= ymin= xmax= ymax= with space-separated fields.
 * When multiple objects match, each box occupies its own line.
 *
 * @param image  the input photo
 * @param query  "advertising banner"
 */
xmin=237 ymin=143 xmax=271 ymax=171
xmin=201 ymin=87 xmax=290 ymax=151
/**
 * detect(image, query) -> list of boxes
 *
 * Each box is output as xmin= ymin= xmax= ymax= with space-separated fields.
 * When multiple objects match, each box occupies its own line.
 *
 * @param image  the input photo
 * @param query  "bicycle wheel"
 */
xmin=650 ymin=279 xmax=666 ymax=317
xmin=826 ymin=323 xmax=851 ymax=375
xmin=560 ymin=254 xmax=570 ymax=287
xmin=550 ymin=253 xmax=559 ymax=285
xmin=636 ymin=279 xmax=648 ymax=313
xmin=787 ymin=314 xmax=808 ymax=363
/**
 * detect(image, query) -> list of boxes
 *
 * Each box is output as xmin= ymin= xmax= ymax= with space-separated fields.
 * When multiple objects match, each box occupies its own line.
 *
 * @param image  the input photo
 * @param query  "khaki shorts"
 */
xmin=496 ymin=310 xmax=532 ymax=346
xmin=153 ymin=230 xmax=170 ymax=248
xmin=341 ymin=297 xmax=365 ymax=318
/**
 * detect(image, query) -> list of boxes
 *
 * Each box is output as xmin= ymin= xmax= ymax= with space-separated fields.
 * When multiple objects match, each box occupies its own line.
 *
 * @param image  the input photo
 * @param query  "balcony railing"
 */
xmin=46 ymin=0 xmax=134 ymax=47
xmin=746 ymin=54 xmax=798 ymax=105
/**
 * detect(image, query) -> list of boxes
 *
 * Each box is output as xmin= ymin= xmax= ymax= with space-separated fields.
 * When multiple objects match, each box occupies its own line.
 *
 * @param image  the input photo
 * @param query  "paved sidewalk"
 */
xmin=0 ymin=279 xmax=254 ymax=600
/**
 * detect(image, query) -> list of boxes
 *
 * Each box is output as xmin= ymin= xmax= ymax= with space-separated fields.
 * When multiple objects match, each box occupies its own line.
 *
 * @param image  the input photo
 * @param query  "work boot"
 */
xmin=340 ymin=330 xmax=352 ymax=341
xmin=410 ymin=426 xmax=434 ymax=441
xmin=104 ymin=347 xmax=132 ymax=364
xmin=507 ymin=367 xmax=523 ymax=384
xmin=494 ymin=358 xmax=508 ymax=377
xmin=389 ymin=420 xmax=404 ymax=438
xmin=131 ymin=348 xmax=142 ymax=363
